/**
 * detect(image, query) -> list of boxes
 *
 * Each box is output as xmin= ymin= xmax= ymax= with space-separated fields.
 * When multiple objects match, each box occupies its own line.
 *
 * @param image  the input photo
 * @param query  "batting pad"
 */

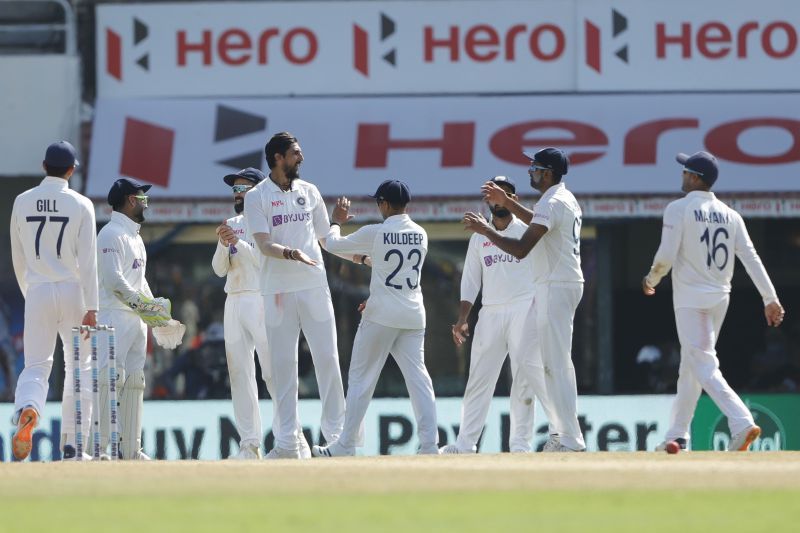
xmin=119 ymin=370 xmax=145 ymax=459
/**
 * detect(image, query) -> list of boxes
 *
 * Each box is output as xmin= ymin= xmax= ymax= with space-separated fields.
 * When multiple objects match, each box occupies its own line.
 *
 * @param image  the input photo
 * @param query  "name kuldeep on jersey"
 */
xmin=383 ymin=232 xmax=424 ymax=245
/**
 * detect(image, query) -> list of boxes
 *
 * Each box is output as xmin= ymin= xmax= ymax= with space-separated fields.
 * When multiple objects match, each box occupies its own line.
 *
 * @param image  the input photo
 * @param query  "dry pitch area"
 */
xmin=2 ymin=452 xmax=799 ymax=532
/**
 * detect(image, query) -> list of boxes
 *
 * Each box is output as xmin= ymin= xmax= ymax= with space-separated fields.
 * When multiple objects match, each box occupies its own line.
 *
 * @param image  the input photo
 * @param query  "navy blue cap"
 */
xmin=490 ymin=175 xmax=516 ymax=194
xmin=223 ymin=167 xmax=265 ymax=186
xmin=677 ymin=151 xmax=718 ymax=186
xmin=370 ymin=179 xmax=411 ymax=205
xmin=107 ymin=178 xmax=152 ymax=207
xmin=523 ymin=147 xmax=569 ymax=175
xmin=44 ymin=141 xmax=79 ymax=168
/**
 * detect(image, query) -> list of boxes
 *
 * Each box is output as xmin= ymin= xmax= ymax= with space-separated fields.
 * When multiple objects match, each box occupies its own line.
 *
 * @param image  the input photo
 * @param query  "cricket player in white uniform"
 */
xmin=312 ymin=180 xmax=438 ymax=457
xmin=96 ymin=178 xmax=183 ymax=460
xmin=10 ymin=141 xmax=97 ymax=461
xmin=442 ymin=176 xmax=551 ymax=454
xmin=213 ymin=167 xmax=310 ymax=459
xmin=244 ymin=132 xmax=351 ymax=459
xmin=643 ymin=151 xmax=785 ymax=452
xmin=466 ymin=148 xmax=587 ymax=452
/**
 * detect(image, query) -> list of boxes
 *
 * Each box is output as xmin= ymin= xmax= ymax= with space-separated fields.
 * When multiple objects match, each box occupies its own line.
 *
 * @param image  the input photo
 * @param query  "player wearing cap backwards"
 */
xmin=245 ymin=132 xmax=369 ymax=459
xmin=96 ymin=178 xmax=185 ymax=460
xmin=312 ymin=180 xmax=438 ymax=457
xmin=441 ymin=176 xmax=554 ymax=454
xmin=213 ymin=167 xmax=311 ymax=459
xmin=643 ymin=151 xmax=785 ymax=452
xmin=467 ymin=148 xmax=586 ymax=452
xmin=10 ymin=141 xmax=98 ymax=460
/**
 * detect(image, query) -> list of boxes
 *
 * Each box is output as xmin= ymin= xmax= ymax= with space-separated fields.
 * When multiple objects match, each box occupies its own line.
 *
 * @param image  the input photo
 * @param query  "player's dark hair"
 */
xmin=384 ymin=199 xmax=408 ymax=210
xmin=111 ymin=197 xmax=127 ymax=212
xmin=44 ymin=164 xmax=72 ymax=178
xmin=265 ymin=132 xmax=298 ymax=169
xmin=551 ymin=171 xmax=564 ymax=184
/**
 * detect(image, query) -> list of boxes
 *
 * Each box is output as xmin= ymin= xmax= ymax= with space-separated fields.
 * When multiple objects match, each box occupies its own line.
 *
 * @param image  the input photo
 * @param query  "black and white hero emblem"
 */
xmin=296 ymin=196 xmax=306 ymax=206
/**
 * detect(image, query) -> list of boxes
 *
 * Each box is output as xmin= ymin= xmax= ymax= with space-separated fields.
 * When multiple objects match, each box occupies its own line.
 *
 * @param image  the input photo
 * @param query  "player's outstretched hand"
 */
xmin=452 ymin=320 xmax=470 ymax=346
xmin=642 ymin=276 xmax=656 ymax=296
xmin=481 ymin=181 xmax=509 ymax=207
xmin=463 ymin=212 xmax=490 ymax=235
xmin=332 ymin=197 xmax=355 ymax=225
xmin=293 ymin=249 xmax=318 ymax=266
xmin=81 ymin=310 xmax=97 ymax=339
xmin=765 ymin=301 xmax=785 ymax=327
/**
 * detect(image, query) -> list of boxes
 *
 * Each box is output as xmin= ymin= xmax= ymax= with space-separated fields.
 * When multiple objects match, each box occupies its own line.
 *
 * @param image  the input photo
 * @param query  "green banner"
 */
xmin=691 ymin=394 xmax=799 ymax=451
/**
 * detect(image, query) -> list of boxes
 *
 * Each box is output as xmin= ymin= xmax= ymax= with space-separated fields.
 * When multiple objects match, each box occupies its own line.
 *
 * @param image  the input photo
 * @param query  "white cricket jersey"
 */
xmin=646 ymin=190 xmax=778 ymax=309
xmin=244 ymin=177 xmax=329 ymax=294
xmin=461 ymin=216 xmax=535 ymax=307
xmin=97 ymin=211 xmax=153 ymax=313
xmin=530 ymin=182 xmax=584 ymax=283
xmin=211 ymin=214 xmax=262 ymax=294
xmin=325 ymin=214 xmax=427 ymax=330
xmin=9 ymin=176 xmax=98 ymax=311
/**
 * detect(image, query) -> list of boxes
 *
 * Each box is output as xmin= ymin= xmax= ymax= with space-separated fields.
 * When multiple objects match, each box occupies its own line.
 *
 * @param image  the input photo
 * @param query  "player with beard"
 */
xmin=213 ymin=167 xmax=311 ymax=459
xmin=441 ymin=176 xmax=553 ymax=454
xmin=245 ymin=132 xmax=363 ymax=459
xmin=466 ymin=148 xmax=586 ymax=452
xmin=96 ymin=178 xmax=182 ymax=459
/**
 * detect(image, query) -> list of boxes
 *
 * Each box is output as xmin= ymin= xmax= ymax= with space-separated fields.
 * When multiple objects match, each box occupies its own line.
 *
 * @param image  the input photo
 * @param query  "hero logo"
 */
xmin=106 ymin=18 xmax=150 ymax=81
xmin=585 ymin=9 xmax=629 ymax=73
xmin=353 ymin=13 xmax=397 ymax=77
xmin=354 ymin=116 xmax=800 ymax=168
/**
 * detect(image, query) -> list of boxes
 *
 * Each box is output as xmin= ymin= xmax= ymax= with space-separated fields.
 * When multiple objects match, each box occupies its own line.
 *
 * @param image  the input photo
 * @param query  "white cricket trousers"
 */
xmin=97 ymin=309 xmax=147 ymax=376
xmin=665 ymin=297 xmax=754 ymax=442
xmin=455 ymin=299 xmax=544 ymax=452
xmin=338 ymin=319 xmax=437 ymax=450
xmin=264 ymin=286 xmax=346 ymax=450
xmin=14 ymin=281 xmax=92 ymax=445
xmin=523 ymin=282 xmax=585 ymax=451
xmin=224 ymin=291 xmax=277 ymax=447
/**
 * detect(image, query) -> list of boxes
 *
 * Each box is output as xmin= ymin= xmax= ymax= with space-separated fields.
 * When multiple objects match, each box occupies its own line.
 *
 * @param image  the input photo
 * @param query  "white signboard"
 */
xmin=0 ymin=396 xmax=673 ymax=461
xmin=87 ymin=93 xmax=800 ymax=199
xmin=96 ymin=0 xmax=575 ymax=97
xmin=96 ymin=1 xmax=800 ymax=97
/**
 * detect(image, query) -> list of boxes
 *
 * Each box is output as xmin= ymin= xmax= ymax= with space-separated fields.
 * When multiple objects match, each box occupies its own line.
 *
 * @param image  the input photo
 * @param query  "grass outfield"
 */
xmin=2 ymin=452 xmax=799 ymax=532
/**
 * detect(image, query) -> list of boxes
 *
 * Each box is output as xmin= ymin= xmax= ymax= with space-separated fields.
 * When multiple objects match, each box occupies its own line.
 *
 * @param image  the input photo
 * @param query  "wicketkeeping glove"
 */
xmin=119 ymin=292 xmax=173 ymax=327
xmin=152 ymin=319 xmax=186 ymax=349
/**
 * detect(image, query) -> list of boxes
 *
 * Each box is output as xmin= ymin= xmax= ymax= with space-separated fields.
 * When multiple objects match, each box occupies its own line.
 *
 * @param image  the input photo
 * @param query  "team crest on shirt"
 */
xmin=296 ymin=196 xmax=306 ymax=206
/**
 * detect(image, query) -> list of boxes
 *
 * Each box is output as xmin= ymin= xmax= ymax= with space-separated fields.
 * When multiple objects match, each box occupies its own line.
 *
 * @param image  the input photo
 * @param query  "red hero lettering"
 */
xmin=424 ymin=23 xmax=566 ymax=63
xmin=656 ymin=21 xmax=798 ymax=59
xmin=177 ymin=27 xmax=318 ymax=66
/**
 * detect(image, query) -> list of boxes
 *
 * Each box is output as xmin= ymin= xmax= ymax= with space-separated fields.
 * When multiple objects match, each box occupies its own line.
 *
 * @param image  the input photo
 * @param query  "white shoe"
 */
xmin=229 ymin=443 xmax=262 ymax=460
xmin=311 ymin=441 xmax=355 ymax=458
xmin=541 ymin=436 xmax=584 ymax=452
xmin=438 ymin=444 xmax=471 ymax=454
xmin=728 ymin=425 xmax=761 ymax=451
xmin=264 ymin=446 xmax=301 ymax=460
xmin=655 ymin=438 xmax=687 ymax=452
xmin=130 ymin=450 xmax=151 ymax=460
xmin=510 ymin=447 xmax=532 ymax=454
xmin=298 ymin=434 xmax=311 ymax=459
xmin=417 ymin=444 xmax=440 ymax=455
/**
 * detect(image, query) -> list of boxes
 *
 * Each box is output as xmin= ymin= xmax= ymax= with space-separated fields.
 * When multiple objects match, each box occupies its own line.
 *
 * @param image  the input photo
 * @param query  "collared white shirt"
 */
xmin=10 ymin=176 xmax=98 ymax=311
xmin=530 ymin=182 xmax=584 ymax=284
xmin=646 ymin=190 xmax=777 ymax=309
xmin=211 ymin=214 xmax=262 ymax=294
xmin=244 ymin=177 xmax=330 ymax=294
xmin=325 ymin=214 xmax=427 ymax=330
xmin=461 ymin=216 xmax=535 ymax=307
xmin=97 ymin=211 xmax=153 ymax=313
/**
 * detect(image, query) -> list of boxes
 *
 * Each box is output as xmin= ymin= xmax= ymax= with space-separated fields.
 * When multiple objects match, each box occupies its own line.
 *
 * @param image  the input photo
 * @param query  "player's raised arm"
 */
xmin=463 ymin=212 xmax=547 ymax=260
xmin=481 ymin=181 xmax=534 ymax=224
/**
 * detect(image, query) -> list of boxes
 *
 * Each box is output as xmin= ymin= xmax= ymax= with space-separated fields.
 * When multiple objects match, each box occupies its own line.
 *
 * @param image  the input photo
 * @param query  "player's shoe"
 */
xmin=417 ymin=444 xmax=440 ymax=455
xmin=510 ymin=447 xmax=532 ymax=454
xmin=298 ymin=433 xmax=312 ymax=459
xmin=130 ymin=450 xmax=151 ymax=460
xmin=542 ymin=435 xmax=560 ymax=452
xmin=311 ymin=441 xmax=355 ymax=458
xmin=728 ymin=425 xmax=761 ymax=451
xmin=264 ymin=446 xmax=302 ymax=460
xmin=62 ymin=446 xmax=93 ymax=461
xmin=12 ymin=406 xmax=38 ymax=460
xmin=229 ymin=443 xmax=262 ymax=460
xmin=438 ymin=444 xmax=472 ymax=454
xmin=655 ymin=438 xmax=687 ymax=452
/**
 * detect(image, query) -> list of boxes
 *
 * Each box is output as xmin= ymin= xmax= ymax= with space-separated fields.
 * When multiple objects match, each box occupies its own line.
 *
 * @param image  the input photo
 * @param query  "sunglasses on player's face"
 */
xmin=232 ymin=184 xmax=254 ymax=194
xmin=132 ymin=194 xmax=149 ymax=207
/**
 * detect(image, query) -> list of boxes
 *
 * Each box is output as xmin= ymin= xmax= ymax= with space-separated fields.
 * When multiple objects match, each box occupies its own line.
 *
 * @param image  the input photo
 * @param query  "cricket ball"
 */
xmin=665 ymin=441 xmax=681 ymax=455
